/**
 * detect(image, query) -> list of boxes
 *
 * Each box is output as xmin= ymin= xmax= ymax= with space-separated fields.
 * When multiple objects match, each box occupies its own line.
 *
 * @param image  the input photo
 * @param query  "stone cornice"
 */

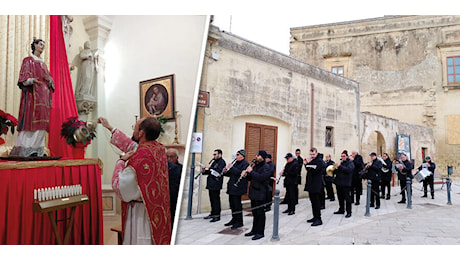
xmin=291 ymin=15 xmax=460 ymax=42
xmin=209 ymin=25 xmax=359 ymax=92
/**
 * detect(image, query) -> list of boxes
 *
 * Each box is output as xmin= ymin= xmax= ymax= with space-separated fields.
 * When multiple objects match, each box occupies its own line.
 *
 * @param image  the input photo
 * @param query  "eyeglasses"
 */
xmin=236 ymin=153 xmax=241 ymax=156
xmin=341 ymin=155 xmax=347 ymax=158
xmin=213 ymin=154 xmax=217 ymax=156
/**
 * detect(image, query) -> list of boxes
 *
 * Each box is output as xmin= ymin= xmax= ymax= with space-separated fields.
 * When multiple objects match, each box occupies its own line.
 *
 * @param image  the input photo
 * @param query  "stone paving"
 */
xmin=174 ymin=178 xmax=460 ymax=245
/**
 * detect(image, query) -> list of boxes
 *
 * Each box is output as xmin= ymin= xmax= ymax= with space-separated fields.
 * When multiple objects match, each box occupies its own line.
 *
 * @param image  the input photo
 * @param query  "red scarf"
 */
xmin=121 ymin=140 xmax=171 ymax=245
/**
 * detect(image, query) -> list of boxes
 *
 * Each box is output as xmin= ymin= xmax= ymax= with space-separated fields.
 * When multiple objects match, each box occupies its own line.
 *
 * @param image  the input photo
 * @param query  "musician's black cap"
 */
xmin=425 ymin=156 xmax=431 ymax=160
xmin=267 ymin=154 xmax=272 ymax=159
xmin=284 ymin=153 xmax=293 ymax=159
xmin=237 ymin=149 xmax=246 ymax=157
xmin=257 ymin=150 xmax=268 ymax=159
xmin=370 ymin=152 xmax=377 ymax=156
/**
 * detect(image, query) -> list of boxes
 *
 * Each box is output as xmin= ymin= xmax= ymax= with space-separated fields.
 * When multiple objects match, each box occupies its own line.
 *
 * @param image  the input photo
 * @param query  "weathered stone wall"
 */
xmin=360 ymin=112 xmax=435 ymax=167
xmin=290 ymin=15 xmax=460 ymax=175
xmin=183 ymin=25 xmax=360 ymax=215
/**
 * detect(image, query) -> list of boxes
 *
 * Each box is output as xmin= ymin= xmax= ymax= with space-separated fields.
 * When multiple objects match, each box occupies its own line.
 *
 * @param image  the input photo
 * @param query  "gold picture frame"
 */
xmin=140 ymin=74 xmax=175 ymax=120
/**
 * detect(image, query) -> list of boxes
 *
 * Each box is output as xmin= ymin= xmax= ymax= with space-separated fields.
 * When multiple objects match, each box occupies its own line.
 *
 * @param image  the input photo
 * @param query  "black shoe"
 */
xmin=432 ymin=196 xmax=435 ymax=199
xmin=375 ymin=205 xmax=380 ymax=209
xmin=306 ymin=217 xmax=316 ymax=223
xmin=320 ymin=205 xmax=325 ymax=210
xmin=280 ymin=200 xmax=288 ymax=204
xmin=282 ymin=209 xmax=290 ymax=214
xmin=252 ymin=234 xmax=264 ymax=240
xmin=345 ymin=213 xmax=352 ymax=218
xmin=311 ymin=219 xmax=323 ymax=226
xmin=398 ymin=200 xmax=406 ymax=204
xmin=386 ymin=195 xmax=390 ymax=200
xmin=380 ymin=195 xmax=385 ymax=199
xmin=224 ymin=220 xmax=234 ymax=226
xmin=422 ymin=194 xmax=427 ymax=198
xmin=210 ymin=217 xmax=220 ymax=222
xmin=354 ymin=202 xmax=360 ymax=206
xmin=231 ymin=223 xmax=243 ymax=230
xmin=203 ymin=215 xmax=212 ymax=219
xmin=288 ymin=211 xmax=295 ymax=215
xmin=370 ymin=204 xmax=374 ymax=207
xmin=264 ymin=207 xmax=271 ymax=212
xmin=334 ymin=210 xmax=345 ymax=214
xmin=245 ymin=231 xmax=255 ymax=237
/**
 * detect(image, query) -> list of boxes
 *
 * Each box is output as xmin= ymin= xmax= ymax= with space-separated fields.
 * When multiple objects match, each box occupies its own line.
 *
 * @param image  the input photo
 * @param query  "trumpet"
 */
xmin=194 ymin=158 xmax=215 ymax=179
xmin=234 ymin=159 xmax=256 ymax=187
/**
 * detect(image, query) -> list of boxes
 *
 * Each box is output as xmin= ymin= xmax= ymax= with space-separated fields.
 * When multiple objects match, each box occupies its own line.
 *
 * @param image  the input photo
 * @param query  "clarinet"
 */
xmin=234 ymin=159 xmax=256 ymax=187
xmin=221 ymin=157 xmax=237 ymax=176
xmin=195 ymin=158 xmax=215 ymax=179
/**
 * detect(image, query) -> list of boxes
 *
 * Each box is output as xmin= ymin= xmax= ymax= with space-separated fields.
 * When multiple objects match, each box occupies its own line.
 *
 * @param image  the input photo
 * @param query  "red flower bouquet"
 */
xmin=60 ymin=116 xmax=96 ymax=147
xmin=0 ymin=109 xmax=18 ymax=145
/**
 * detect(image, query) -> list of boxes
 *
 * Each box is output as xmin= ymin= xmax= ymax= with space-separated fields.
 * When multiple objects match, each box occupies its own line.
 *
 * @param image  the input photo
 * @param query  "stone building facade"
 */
xmin=185 ymin=25 xmax=362 ymax=215
xmin=290 ymin=15 xmax=459 ymax=173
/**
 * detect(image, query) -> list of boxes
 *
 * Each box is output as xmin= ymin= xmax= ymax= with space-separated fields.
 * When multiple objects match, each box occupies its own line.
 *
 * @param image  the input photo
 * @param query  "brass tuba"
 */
xmin=326 ymin=164 xmax=338 ymax=177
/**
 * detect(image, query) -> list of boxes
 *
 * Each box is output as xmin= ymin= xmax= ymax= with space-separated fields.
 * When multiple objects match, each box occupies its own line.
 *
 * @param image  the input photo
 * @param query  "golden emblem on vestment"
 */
xmin=144 ymin=164 xmax=149 ymax=170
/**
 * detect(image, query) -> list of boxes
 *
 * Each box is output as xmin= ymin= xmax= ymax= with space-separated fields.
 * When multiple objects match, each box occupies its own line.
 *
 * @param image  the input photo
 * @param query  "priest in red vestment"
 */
xmin=10 ymin=39 xmax=54 ymax=157
xmin=99 ymin=116 xmax=172 ymax=245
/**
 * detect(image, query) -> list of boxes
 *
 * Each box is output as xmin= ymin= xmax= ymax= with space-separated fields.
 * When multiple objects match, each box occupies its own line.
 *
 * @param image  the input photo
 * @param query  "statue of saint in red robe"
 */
xmin=10 ymin=39 xmax=54 ymax=157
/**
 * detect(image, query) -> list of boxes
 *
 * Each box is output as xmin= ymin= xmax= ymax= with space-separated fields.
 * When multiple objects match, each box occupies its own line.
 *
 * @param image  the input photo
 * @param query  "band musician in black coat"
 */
xmin=304 ymin=148 xmax=326 ymax=226
xmin=202 ymin=149 xmax=226 ymax=222
xmin=364 ymin=152 xmax=383 ymax=209
xmin=222 ymin=149 xmax=249 ymax=230
xmin=418 ymin=156 xmax=436 ymax=199
xmin=350 ymin=150 xmax=365 ymax=205
xmin=281 ymin=153 xmax=299 ymax=215
xmin=396 ymin=153 xmax=414 ymax=204
xmin=333 ymin=150 xmax=354 ymax=218
xmin=324 ymin=154 xmax=335 ymax=201
xmin=242 ymin=150 xmax=271 ymax=241
xmin=380 ymin=153 xmax=393 ymax=200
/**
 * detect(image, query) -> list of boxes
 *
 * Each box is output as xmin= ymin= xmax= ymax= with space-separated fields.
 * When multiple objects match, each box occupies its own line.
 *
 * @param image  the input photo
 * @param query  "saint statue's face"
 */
xmin=34 ymin=41 xmax=45 ymax=55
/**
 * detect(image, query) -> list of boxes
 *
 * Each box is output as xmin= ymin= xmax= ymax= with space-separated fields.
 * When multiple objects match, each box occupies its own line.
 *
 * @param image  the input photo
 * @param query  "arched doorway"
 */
xmin=363 ymin=131 xmax=386 ymax=157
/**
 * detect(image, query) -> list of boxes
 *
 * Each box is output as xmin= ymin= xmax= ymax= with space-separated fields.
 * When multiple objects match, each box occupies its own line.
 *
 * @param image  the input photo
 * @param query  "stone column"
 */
xmin=82 ymin=16 xmax=112 ymax=162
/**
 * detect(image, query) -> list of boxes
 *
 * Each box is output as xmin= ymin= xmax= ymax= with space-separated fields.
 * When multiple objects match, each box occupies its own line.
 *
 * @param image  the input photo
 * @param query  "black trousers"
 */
xmin=423 ymin=175 xmax=434 ymax=196
xmin=309 ymin=192 xmax=322 ymax=220
xmin=285 ymin=184 xmax=297 ymax=212
xmin=399 ymin=176 xmax=412 ymax=201
xmin=370 ymin=181 xmax=380 ymax=206
xmin=336 ymin=186 xmax=352 ymax=214
xmin=324 ymin=177 xmax=335 ymax=199
xmin=351 ymin=178 xmax=362 ymax=203
xmin=250 ymin=199 xmax=266 ymax=235
xmin=265 ymin=185 xmax=273 ymax=209
xmin=228 ymin=194 xmax=243 ymax=224
xmin=208 ymin=189 xmax=221 ymax=217
xmin=380 ymin=180 xmax=391 ymax=197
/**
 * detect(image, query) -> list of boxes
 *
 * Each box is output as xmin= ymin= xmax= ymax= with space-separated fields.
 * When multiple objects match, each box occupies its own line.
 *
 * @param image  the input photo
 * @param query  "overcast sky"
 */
xmin=211 ymin=14 xmax=387 ymax=55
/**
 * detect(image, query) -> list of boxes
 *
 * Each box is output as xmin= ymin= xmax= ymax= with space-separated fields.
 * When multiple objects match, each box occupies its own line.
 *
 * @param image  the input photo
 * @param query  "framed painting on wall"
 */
xmin=140 ymin=74 xmax=175 ymax=120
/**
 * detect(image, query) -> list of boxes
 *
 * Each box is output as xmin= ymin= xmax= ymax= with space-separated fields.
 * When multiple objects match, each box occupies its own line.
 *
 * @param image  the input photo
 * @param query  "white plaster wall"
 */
xmin=97 ymin=15 xmax=208 ymax=185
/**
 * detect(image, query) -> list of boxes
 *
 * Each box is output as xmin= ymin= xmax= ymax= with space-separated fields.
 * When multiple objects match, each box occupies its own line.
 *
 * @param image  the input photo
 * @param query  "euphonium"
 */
xmin=326 ymin=164 xmax=338 ymax=177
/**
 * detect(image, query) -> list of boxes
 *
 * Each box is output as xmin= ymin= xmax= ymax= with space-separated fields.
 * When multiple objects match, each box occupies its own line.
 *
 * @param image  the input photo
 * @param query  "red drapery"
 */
xmin=48 ymin=15 xmax=79 ymax=159
xmin=0 ymin=160 xmax=103 ymax=245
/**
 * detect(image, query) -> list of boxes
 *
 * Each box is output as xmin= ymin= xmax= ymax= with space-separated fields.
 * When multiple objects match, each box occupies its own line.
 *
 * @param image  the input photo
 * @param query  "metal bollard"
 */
xmin=406 ymin=177 xmax=412 ymax=209
xmin=446 ymin=176 xmax=452 ymax=205
xmin=271 ymin=189 xmax=280 ymax=241
xmin=365 ymin=179 xmax=371 ymax=217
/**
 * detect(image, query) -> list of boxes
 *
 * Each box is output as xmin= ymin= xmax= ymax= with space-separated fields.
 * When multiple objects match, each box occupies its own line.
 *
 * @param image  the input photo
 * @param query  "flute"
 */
xmin=234 ymin=159 xmax=256 ymax=187
xmin=194 ymin=158 xmax=215 ymax=179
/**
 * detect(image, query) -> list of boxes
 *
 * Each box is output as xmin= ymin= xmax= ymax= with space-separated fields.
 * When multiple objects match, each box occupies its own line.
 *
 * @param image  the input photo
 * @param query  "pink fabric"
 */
xmin=0 ymin=160 xmax=103 ymax=245
xmin=48 ymin=15 xmax=79 ymax=159
xmin=110 ymin=129 xmax=138 ymax=152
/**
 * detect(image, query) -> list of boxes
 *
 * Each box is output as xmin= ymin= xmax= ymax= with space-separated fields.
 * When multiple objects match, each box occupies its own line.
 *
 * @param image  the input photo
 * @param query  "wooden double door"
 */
xmin=243 ymin=123 xmax=278 ymax=200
